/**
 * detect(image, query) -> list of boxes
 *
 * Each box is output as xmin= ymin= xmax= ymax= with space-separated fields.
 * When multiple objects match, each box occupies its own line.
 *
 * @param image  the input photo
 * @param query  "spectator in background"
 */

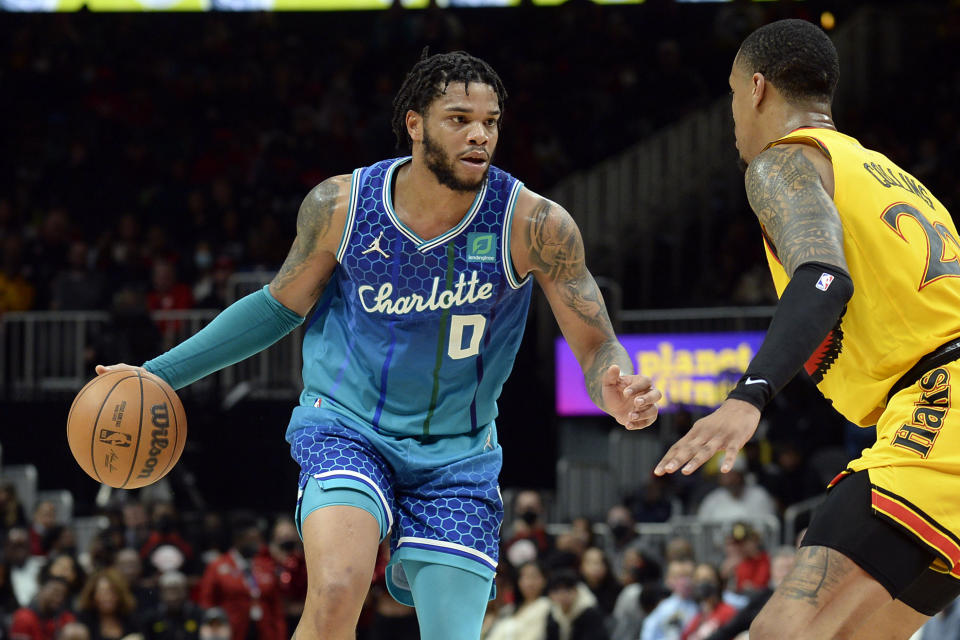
xmin=28 ymin=502 xmax=58 ymax=557
xmin=146 ymin=260 xmax=194 ymax=345
xmin=192 ymin=255 xmax=236 ymax=310
xmin=140 ymin=502 xmax=195 ymax=579
xmin=55 ymin=623 xmax=90 ymax=640
xmin=87 ymin=290 xmax=164 ymax=376
xmin=8 ymin=528 xmax=45 ymax=607
xmin=719 ymin=523 xmax=769 ymax=595
xmin=0 ymin=558 xmax=22 ymax=619
xmin=0 ymin=484 xmax=27 ymax=534
xmin=197 ymin=518 xmax=285 ymax=640
xmin=486 ymin=560 xmax=551 ymax=640
xmin=695 ymin=456 xmax=775 ymax=523
xmin=0 ymin=236 xmax=36 ymax=313
xmin=603 ymin=505 xmax=638 ymax=584
xmin=544 ymin=568 xmax=608 ymax=640
xmin=267 ymin=518 xmax=306 ymax=635
xmin=112 ymin=548 xmax=157 ymax=613
xmin=43 ymin=554 xmax=86 ymax=606
xmin=632 ymin=475 xmax=674 ymax=524
xmin=74 ymin=569 xmax=138 ymax=640
xmin=503 ymin=490 xmax=552 ymax=563
xmin=48 ymin=241 xmax=106 ymax=311
xmin=579 ymin=547 xmax=621 ymax=621
xmin=680 ymin=564 xmax=737 ymax=640
xmin=640 ymin=558 xmax=698 ymax=640
xmin=611 ymin=580 xmax=670 ymax=640
xmin=756 ymin=440 xmax=821 ymax=513
xmin=704 ymin=546 xmax=797 ymax=640
xmin=194 ymin=513 xmax=229 ymax=567
xmin=197 ymin=609 xmax=230 ymax=640
xmin=140 ymin=571 xmax=204 ymax=640
xmin=10 ymin=575 xmax=75 ymax=640
xmin=120 ymin=503 xmax=150 ymax=554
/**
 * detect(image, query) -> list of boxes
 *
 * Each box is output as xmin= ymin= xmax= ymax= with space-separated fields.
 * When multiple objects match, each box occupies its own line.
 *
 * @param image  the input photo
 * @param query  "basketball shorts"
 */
xmin=804 ymin=360 xmax=960 ymax=615
xmin=286 ymin=405 xmax=503 ymax=606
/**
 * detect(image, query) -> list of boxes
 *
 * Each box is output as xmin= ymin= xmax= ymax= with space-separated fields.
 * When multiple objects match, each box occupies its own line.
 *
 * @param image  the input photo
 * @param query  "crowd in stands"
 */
xmin=0 ymin=472 xmax=958 ymax=640
xmin=3 ymin=1 xmax=960 ymax=639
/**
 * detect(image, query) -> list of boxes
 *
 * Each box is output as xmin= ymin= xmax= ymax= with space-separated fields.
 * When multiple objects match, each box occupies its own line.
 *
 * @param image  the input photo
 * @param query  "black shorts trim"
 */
xmin=801 ymin=470 xmax=960 ymax=615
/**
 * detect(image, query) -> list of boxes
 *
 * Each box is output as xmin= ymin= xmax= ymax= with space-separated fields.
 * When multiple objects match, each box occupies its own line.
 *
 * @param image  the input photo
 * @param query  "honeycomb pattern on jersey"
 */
xmin=292 ymin=423 xmax=502 ymax=566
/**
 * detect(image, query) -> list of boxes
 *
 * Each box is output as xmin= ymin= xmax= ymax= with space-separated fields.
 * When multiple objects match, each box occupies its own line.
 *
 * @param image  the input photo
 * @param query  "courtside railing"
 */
xmin=0 ymin=309 xmax=303 ymax=402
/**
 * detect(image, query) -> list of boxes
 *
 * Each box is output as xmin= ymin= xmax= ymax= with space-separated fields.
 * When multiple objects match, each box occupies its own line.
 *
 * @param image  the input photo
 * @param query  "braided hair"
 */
xmin=391 ymin=49 xmax=507 ymax=151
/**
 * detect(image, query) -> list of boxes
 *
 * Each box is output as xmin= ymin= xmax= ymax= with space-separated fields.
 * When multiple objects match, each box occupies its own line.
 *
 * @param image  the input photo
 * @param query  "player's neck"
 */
xmin=393 ymin=160 xmax=480 ymax=230
xmin=776 ymin=106 xmax=836 ymax=138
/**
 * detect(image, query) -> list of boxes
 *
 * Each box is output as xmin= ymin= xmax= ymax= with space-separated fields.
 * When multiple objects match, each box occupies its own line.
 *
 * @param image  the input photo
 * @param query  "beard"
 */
xmin=423 ymin=128 xmax=488 ymax=193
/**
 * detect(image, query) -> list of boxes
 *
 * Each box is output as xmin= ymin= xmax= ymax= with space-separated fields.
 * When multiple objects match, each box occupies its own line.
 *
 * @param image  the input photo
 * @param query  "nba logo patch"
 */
xmin=314 ymin=397 xmax=322 ymax=408
xmin=467 ymin=233 xmax=496 ymax=263
xmin=816 ymin=273 xmax=835 ymax=291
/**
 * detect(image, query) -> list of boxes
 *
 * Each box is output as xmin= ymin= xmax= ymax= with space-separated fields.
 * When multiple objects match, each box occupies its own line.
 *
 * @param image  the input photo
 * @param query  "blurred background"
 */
xmin=1 ymin=0 xmax=959 ymax=638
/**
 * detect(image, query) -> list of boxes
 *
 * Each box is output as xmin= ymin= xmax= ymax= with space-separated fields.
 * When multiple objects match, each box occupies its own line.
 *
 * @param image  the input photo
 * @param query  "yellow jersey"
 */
xmin=762 ymin=128 xmax=960 ymax=426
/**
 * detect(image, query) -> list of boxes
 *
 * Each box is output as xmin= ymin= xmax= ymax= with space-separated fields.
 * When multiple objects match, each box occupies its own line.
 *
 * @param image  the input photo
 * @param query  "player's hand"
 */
xmin=654 ymin=399 xmax=760 ymax=476
xmin=602 ymin=365 xmax=661 ymax=430
xmin=95 ymin=363 xmax=144 ymax=376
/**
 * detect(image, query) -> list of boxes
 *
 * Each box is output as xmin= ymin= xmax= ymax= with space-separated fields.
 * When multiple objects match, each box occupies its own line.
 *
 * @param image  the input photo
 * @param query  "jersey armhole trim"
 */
xmin=336 ymin=168 xmax=362 ymax=263
xmin=502 ymin=180 xmax=530 ymax=290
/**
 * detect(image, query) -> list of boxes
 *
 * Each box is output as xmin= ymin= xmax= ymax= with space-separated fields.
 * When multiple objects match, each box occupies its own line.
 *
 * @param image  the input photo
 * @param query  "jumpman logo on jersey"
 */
xmin=362 ymin=231 xmax=390 ymax=259
xmin=484 ymin=426 xmax=493 ymax=451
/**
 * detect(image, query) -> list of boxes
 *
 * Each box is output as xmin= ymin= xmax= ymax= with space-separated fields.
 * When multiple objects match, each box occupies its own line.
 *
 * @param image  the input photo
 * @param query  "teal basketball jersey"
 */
xmin=295 ymin=157 xmax=533 ymax=439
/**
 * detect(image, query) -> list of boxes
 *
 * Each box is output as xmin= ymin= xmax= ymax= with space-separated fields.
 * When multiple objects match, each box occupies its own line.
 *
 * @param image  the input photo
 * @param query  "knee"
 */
xmin=309 ymin=571 xmax=368 ymax=611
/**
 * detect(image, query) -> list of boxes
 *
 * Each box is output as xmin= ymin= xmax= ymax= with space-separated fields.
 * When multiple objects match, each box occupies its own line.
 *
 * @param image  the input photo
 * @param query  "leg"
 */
xmin=849 ymin=599 xmax=929 ymax=640
xmin=404 ymin=560 xmax=494 ymax=640
xmin=296 ymin=501 xmax=382 ymax=640
xmin=750 ymin=545 xmax=892 ymax=640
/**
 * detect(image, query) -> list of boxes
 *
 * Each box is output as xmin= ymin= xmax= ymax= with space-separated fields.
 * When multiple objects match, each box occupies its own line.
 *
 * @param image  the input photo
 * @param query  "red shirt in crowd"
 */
xmin=198 ymin=549 xmax=286 ymax=640
xmin=734 ymin=551 xmax=770 ymax=592
xmin=10 ymin=607 xmax=76 ymax=640
xmin=681 ymin=601 xmax=738 ymax=640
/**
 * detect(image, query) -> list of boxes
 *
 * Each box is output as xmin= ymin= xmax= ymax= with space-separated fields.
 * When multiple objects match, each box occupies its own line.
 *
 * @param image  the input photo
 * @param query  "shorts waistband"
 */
xmin=888 ymin=338 xmax=960 ymax=402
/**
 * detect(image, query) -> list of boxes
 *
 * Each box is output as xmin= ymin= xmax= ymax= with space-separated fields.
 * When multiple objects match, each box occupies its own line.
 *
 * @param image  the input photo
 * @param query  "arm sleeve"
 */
xmin=727 ymin=261 xmax=854 ymax=410
xmin=143 ymin=285 xmax=305 ymax=390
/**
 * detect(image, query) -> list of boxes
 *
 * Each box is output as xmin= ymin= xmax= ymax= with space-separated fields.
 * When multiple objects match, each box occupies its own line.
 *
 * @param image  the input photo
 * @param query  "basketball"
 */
xmin=66 ymin=369 xmax=187 ymax=489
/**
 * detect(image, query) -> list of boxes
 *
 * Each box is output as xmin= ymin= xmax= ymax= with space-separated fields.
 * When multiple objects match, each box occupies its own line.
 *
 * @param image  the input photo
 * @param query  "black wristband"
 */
xmin=726 ymin=261 xmax=854 ymax=411
xmin=728 ymin=374 xmax=773 ymax=411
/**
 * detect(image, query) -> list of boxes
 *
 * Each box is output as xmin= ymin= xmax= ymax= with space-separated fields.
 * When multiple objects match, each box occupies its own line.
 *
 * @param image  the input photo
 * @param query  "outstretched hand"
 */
xmin=654 ymin=399 xmax=761 ymax=476
xmin=602 ymin=365 xmax=661 ymax=430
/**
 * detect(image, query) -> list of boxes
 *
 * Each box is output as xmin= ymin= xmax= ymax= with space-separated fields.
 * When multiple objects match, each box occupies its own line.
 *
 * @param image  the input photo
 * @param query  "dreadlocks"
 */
xmin=391 ymin=49 xmax=507 ymax=151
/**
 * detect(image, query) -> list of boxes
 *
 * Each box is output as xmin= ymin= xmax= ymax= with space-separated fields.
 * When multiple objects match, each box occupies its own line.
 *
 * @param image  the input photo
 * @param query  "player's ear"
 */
xmin=752 ymin=72 xmax=766 ymax=109
xmin=406 ymin=110 xmax=423 ymax=145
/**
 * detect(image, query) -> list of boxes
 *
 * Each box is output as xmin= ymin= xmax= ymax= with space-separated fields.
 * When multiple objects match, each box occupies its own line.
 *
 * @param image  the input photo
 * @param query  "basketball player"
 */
xmin=652 ymin=19 xmax=960 ymax=640
xmin=97 ymin=51 xmax=661 ymax=640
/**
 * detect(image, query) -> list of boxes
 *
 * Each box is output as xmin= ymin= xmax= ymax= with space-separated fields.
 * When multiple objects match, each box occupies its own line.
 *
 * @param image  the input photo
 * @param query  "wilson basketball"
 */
xmin=67 ymin=369 xmax=187 ymax=489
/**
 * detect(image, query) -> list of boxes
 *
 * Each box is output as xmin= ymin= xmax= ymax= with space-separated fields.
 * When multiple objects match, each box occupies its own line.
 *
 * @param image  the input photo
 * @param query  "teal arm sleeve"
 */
xmin=143 ymin=285 xmax=305 ymax=390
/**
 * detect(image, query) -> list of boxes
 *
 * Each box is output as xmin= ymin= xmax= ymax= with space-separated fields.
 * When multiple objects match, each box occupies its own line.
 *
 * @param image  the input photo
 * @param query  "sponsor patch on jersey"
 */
xmin=816 ymin=273 xmax=835 ymax=291
xmin=467 ymin=233 xmax=496 ymax=263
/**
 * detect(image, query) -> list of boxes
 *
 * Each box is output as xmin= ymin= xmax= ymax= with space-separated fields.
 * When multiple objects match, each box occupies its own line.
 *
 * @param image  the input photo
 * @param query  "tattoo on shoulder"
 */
xmin=526 ymin=198 xmax=611 ymax=331
xmin=745 ymin=146 xmax=847 ymax=276
xmin=272 ymin=176 xmax=347 ymax=293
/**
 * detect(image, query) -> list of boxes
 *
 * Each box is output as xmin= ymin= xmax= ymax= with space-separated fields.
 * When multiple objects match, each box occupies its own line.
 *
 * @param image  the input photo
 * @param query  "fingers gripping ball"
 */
xmin=67 ymin=370 xmax=187 ymax=488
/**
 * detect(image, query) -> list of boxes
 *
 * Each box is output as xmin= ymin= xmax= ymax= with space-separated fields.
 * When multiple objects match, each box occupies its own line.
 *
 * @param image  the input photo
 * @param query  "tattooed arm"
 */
xmin=511 ymin=188 xmax=659 ymax=427
xmin=654 ymin=143 xmax=853 ymax=476
xmin=745 ymin=143 xmax=847 ymax=276
xmin=269 ymin=175 xmax=352 ymax=315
